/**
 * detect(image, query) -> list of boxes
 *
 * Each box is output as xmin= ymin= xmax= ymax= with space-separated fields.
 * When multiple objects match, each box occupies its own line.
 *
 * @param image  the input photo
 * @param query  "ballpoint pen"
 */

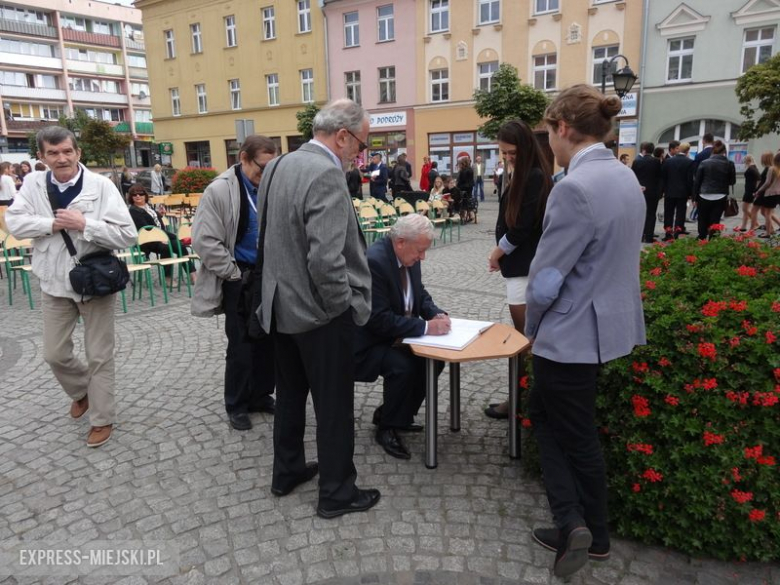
xmin=502 ymin=333 xmax=511 ymax=344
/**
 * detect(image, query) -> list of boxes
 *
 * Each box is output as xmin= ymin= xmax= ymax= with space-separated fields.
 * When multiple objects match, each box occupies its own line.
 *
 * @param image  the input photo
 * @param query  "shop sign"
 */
xmin=453 ymin=132 xmax=475 ymax=144
xmin=619 ymin=120 xmax=637 ymax=147
xmin=159 ymin=142 xmax=174 ymax=155
xmin=369 ymin=111 xmax=406 ymax=128
xmin=428 ymin=133 xmax=450 ymax=146
xmin=619 ymin=93 xmax=637 ymax=117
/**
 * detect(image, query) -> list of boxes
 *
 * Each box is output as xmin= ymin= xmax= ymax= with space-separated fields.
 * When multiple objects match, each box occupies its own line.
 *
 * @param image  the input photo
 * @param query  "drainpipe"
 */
xmin=636 ymin=0 xmax=650 ymax=144
xmin=319 ymin=0 xmax=331 ymax=102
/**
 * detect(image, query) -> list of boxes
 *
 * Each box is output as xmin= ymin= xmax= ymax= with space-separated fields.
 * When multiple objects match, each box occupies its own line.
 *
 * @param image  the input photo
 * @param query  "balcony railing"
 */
xmin=112 ymin=121 xmax=154 ymax=135
xmin=131 ymin=94 xmax=151 ymax=107
xmin=62 ymin=28 xmax=121 ymax=48
xmin=0 ymin=52 xmax=62 ymax=70
xmin=5 ymin=119 xmax=53 ymax=133
xmin=0 ymin=86 xmax=67 ymax=101
xmin=70 ymin=90 xmax=128 ymax=105
xmin=66 ymin=59 xmax=124 ymax=76
xmin=128 ymin=66 xmax=148 ymax=79
xmin=0 ymin=18 xmax=57 ymax=38
xmin=125 ymin=38 xmax=145 ymax=51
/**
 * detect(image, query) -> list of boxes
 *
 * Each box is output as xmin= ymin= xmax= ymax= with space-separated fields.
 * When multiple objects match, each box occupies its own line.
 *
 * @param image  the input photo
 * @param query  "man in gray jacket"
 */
xmin=258 ymin=99 xmax=380 ymax=518
xmin=6 ymin=126 xmax=136 ymax=447
xmin=191 ymin=135 xmax=278 ymax=431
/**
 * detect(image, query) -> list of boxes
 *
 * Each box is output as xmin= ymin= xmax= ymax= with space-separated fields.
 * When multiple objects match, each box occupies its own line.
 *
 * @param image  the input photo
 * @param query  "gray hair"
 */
xmin=37 ymin=126 xmax=78 ymax=153
xmin=390 ymin=213 xmax=434 ymax=241
xmin=312 ymin=98 xmax=368 ymax=136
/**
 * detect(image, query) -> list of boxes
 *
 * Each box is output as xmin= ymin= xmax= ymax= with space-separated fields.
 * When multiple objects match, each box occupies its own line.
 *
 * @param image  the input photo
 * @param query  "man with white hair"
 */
xmin=258 ymin=98 xmax=380 ymax=518
xmin=355 ymin=214 xmax=450 ymax=460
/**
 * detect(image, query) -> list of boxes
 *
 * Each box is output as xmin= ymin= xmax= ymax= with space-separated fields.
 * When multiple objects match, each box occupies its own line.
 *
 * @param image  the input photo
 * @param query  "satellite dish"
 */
xmin=138 ymin=91 xmax=147 ymax=99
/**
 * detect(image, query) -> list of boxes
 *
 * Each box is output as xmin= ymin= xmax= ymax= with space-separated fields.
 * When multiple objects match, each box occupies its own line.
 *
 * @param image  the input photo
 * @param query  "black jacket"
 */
xmin=456 ymin=166 xmax=474 ymax=195
xmin=495 ymin=167 xmax=545 ymax=278
xmin=694 ymin=154 xmax=736 ymax=196
xmin=392 ymin=164 xmax=411 ymax=192
xmin=354 ymin=236 xmax=442 ymax=381
xmin=744 ymin=165 xmax=760 ymax=198
xmin=631 ymin=154 xmax=663 ymax=198
xmin=661 ymin=153 xmax=694 ymax=199
xmin=346 ymin=168 xmax=362 ymax=198
xmin=129 ymin=204 xmax=164 ymax=231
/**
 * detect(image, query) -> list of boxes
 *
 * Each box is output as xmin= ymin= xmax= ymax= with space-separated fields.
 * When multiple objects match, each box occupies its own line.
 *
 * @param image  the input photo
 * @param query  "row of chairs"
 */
xmin=1 ymin=225 xmax=197 ymax=312
xmin=149 ymin=194 xmax=202 ymax=231
xmin=353 ymin=196 xmax=461 ymax=245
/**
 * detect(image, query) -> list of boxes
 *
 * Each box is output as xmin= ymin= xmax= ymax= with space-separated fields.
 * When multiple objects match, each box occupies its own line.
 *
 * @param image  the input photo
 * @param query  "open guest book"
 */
xmin=403 ymin=318 xmax=495 ymax=351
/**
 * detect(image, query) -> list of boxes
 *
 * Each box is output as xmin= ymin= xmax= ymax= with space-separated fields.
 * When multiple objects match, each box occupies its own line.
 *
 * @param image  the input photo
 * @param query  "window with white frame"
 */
xmin=430 ymin=68 xmax=449 ymax=102
xmin=344 ymin=12 xmax=359 ymax=47
xmin=131 ymin=82 xmax=150 ymax=96
xmin=262 ymin=7 xmax=276 ymax=40
xmin=300 ymin=69 xmax=314 ymax=103
xmin=164 ymin=29 xmax=175 ymax=58
xmin=225 ymin=15 xmax=237 ymax=47
xmin=170 ymin=88 xmax=181 ymax=116
xmin=667 ymin=37 xmax=694 ymax=83
xmin=535 ymin=0 xmax=558 ymax=14
xmin=345 ymin=71 xmax=361 ymax=104
xmin=298 ymin=0 xmax=311 ymax=33
xmin=430 ymin=0 xmax=449 ymax=33
xmin=41 ymin=105 xmax=63 ymax=120
xmin=190 ymin=23 xmax=202 ymax=54
xmin=592 ymin=44 xmax=619 ymax=85
xmin=1 ymin=38 xmax=57 ymax=57
xmin=196 ymin=83 xmax=207 ymax=113
xmin=533 ymin=53 xmax=557 ymax=90
xmin=92 ymin=20 xmax=111 ymax=35
xmin=229 ymin=79 xmax=241 ymax=110
xmin=478 ymin=61 xmax=498 ymax=91
xmin=479 ymin=0 xmax=499 ymax=25
xmin=378 ymin=66 xmax=396 ymax=103
xmin=267 ymin=73 xmax=279 ymax=106
xmin=134 ymin=109 xmax=152 ymax=123
xmin=61 ymin=15 xmax=86 ymax=31
xmin=742 ymin=27 xmax=775 ymax=73
xmin=0 ymin=6 xmax=49 ymax=25
xmin=377 ymin=5 xmax=394 ymax=42
xmin=127 ymin=54 xmax=147 ymax=68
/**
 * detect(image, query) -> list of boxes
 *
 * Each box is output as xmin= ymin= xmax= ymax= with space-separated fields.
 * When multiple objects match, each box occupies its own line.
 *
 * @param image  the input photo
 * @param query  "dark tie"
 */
xmin=399 ymin=266 xmax=411 ymax=316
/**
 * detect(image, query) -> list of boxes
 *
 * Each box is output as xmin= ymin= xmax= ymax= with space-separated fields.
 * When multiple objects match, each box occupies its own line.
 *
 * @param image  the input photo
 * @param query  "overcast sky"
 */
xmin=105 ymin=0 xmax=136 ymax=7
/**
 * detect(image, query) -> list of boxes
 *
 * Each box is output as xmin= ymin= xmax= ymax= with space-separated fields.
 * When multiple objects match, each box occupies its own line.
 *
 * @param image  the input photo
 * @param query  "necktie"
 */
xmin=399 ymin=266 xmax=411 ymax=316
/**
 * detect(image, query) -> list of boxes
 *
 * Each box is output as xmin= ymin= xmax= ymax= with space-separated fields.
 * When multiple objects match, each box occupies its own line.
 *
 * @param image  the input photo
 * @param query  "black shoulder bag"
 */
xmin=238 ymin=154 xmax=287 ymax=341
xmin=46 ymin=172 xmax=130 ymax=300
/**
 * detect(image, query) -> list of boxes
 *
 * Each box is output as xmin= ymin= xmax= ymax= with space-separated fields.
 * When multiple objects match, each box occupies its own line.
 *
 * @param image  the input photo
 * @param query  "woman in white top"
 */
xmin=428 ymin=175 xmax=446 ymax=201
xmin=151 ymin=164 xmax=165 ymax=196
xmin=0 ymin=162 xmax=17 ymax=206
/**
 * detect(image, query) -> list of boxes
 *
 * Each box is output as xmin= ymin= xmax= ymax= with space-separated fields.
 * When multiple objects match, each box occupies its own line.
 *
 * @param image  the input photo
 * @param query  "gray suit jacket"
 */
xmin=258 ymin=142 xmax=371 ymax=334
xmin=525 ymin=145 xmax=646 ymax=364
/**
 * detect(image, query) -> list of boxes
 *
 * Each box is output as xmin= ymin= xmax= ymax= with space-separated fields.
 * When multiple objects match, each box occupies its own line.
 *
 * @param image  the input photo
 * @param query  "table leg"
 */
xmin=449 ymin=362 xmax=460 ymax=432
xmin=508 ymin=355 xmax=520 ymax=459
xmin=425 ymin=357 xmax=439 ymax=469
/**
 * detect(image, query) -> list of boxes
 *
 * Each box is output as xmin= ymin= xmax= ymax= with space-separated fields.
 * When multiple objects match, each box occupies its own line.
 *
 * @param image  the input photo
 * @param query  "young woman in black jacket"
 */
xmin=485 ymin=119 xmax=552 ymax=419
xmin=739 ymin=154 xmax=760 ymax=232
xmin=693 ymin=140 xmax=736 ymax=239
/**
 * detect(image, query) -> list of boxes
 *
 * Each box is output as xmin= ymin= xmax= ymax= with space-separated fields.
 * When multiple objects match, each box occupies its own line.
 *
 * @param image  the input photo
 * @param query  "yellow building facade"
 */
xmin=136 ymin=0 xmax=327 ymax=171
xmin=413 ymin=0 xmax=643 ymax=175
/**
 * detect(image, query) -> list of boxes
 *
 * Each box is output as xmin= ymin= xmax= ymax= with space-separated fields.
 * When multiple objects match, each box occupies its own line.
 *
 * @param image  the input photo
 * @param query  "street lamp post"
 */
xmin=600 ymin=54 xmax=638 ymax=98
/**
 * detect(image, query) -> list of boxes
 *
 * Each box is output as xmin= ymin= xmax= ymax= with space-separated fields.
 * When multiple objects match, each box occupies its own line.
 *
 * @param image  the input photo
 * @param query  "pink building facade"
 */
xmin=323 ymin=0 xmax=419 ymax=176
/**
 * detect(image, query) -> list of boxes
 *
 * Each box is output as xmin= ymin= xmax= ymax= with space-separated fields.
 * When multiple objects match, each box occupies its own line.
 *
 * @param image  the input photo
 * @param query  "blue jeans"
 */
xmin=473 ymin=177 xmax=484 ymax=201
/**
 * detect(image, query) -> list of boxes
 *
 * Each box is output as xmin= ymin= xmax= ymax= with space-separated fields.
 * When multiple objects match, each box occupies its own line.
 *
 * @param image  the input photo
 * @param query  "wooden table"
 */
xmin=408 ymin=323 xmax=530 ymax=469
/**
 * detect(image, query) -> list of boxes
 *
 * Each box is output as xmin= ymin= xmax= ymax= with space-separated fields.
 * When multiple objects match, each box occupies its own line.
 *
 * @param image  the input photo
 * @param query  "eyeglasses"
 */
xmin=251 ymin=158 xmax=267 ymax=172
xmin=131 ymin=193 xmax=146 ymax=197
xmin=345 ymin=129 xmax=367 ymax=153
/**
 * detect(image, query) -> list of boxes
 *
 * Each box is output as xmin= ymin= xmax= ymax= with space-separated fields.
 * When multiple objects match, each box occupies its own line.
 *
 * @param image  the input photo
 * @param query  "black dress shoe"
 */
xmin=316 ymin=488 xmax=381 ymax=519
xmin=271 ymin=462 xmax=319 ymax=497
xmin=532 ymin=527 xmax=609 ymax=561
xmin=228 ymin=412 xmax=252 ymax=431
xmin=376 ymin=429 xmax=411 ymax=459
xmin=397 ymin=423 xmax=423 ymax=433
xmin=484 ymin=404 xmax=509 ymax=419
xmin=553 ymin=525 xmax=593 ymax=578
xmin=248 ymin=396 xmax=275 ymax=414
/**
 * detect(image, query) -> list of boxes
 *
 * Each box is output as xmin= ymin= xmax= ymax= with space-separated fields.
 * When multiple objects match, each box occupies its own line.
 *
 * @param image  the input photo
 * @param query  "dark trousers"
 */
xmin=272 ymin=310 xmax=358 ymax=509
xmin=222 ymin=278 xmax=275 ymax=415
xmin=663 ymin=197 xmax=688 ymax=233
xmin=528 ymin=355 xmax=609 ymax=549
xmin=368 ymin=346 xmax=443 ymax=429
xmin=696 ymin=196 xmax=726 ymax=239
xmin=473 ymin=177 xmax=484 ymax=201
xmin=643 ymin=192 xmax=660 ymax=239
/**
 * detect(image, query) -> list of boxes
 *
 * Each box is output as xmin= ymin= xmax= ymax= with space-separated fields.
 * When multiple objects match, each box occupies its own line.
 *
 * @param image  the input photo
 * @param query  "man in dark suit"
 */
xmin=258 ymin=99 xmax=380 ymax=519
xmin=692 ymin=132 xmax=714 ymax=175
xmin=631 ymin=142 xmax=663 ymax=243
xmin=355 ymin=214 xmax=450 ymax=460
xmin=367 ymin=152 xmax=389 ymax=202
xmin=661 ymin=140 xmax=694 ymax=240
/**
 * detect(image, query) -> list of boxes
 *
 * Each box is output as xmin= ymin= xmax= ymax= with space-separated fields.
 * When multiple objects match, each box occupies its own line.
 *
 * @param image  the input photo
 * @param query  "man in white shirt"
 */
xmin=0 ymin=162 xmax=16 ymax=205
xmin=472 ymin=155 xmax=485 ymax=202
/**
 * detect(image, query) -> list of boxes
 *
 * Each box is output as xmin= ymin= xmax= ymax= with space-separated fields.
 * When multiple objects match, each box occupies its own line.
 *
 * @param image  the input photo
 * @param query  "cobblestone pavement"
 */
xmin=0 ymin=198 xmax=777 ymax=585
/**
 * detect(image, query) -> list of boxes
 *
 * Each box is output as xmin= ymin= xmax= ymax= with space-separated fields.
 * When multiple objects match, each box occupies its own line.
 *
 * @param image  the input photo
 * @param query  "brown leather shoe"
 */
xmin=87 ymin=425 xmax=112 ymax=448
xmin=70 ymin=396 xmax=89 ymax=419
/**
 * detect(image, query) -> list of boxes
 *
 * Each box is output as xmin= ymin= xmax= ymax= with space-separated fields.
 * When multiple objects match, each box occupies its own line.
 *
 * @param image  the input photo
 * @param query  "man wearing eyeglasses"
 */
xmin=257 ymin=99 xmax=381 ymax=518
xmin=191 ymin=135 xmax=278 ymax=431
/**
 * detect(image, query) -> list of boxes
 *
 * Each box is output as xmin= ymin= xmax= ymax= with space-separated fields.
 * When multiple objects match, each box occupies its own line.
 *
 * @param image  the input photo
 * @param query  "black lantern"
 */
xmin=601 ymin=55 xmax=638 ymax=98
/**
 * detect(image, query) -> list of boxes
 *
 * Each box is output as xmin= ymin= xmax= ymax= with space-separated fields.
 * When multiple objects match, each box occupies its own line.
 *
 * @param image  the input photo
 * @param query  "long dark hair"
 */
xmin=497 ymin=120 xmax=552 ymax=230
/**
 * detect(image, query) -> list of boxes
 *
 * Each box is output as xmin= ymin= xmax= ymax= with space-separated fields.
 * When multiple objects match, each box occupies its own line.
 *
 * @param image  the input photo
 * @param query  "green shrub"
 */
xmin=171 ymin=167 xmax=218 ymax=194
xmin=521 ymin=233 xmax=780 ymax=561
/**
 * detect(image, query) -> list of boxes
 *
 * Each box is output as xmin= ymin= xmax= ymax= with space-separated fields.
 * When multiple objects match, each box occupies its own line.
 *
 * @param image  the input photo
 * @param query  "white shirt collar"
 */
xmin=569 ymin=143 xmax=606 ymax=172
xmin=309 ymin=138 xmax=343 ymax=169
xmin=49 ymin=164 xmax=83 ymax=193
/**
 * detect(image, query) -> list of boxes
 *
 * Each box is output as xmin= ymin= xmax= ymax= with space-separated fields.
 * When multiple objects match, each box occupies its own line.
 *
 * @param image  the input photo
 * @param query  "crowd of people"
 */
xmin=0 ymin=159 xmax=46 ymax=207
xmin=15 ymin=82 xmax=779 ymax=579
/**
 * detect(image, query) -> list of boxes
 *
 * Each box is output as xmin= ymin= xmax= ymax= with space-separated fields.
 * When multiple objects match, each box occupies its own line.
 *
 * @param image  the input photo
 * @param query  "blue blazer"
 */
xmin=525 ymin=145 xmax=646 ymax=364
xmin=354 ymin=236 xmax=442 ymax=381
xmin=367 ymin=162 xmax=388 ymax=199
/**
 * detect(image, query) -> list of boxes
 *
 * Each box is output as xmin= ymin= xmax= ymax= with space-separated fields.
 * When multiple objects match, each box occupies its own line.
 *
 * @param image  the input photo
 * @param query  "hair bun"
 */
xmin=600 ymin=95 xmax=622 ymax=118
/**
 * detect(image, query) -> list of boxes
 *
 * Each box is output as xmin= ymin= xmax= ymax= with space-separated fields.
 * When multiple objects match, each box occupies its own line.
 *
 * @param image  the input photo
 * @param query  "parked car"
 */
xmin=134 ymin=168 xmax=177 ymax=193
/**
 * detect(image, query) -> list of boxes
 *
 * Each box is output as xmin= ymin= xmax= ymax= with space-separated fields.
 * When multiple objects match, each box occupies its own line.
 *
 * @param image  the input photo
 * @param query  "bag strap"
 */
xmin=254 ymin=153 xmax=288 ymax=275
xmin=45 ymin=171 xmax=78 ymax=259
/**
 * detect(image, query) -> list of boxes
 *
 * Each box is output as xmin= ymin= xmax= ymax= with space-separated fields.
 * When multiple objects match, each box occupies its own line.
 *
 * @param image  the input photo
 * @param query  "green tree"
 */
xmin=79 ymin=118 xmax=131 ymax=171
xmin=27 ymin=132 xmax=37 ymax=159
xmin=473 ymin=63 xmax=550 ymax=139
xmin=735 ymin=53 xmax=780 ymax=139
xmin=296 ymin=103 xmax=320 ymax=141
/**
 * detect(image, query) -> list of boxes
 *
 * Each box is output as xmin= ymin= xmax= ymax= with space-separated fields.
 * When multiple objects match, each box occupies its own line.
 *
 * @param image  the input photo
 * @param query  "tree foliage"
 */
xmin=473 ymin=63 xmax=550 ymax=139
xmin=296 ymin=103 xmax=321 ymax=141
xmin=39 ymin=111 xmax=131 ymax=168
xmin=735 ymin=53 xmax=780 ymax=140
